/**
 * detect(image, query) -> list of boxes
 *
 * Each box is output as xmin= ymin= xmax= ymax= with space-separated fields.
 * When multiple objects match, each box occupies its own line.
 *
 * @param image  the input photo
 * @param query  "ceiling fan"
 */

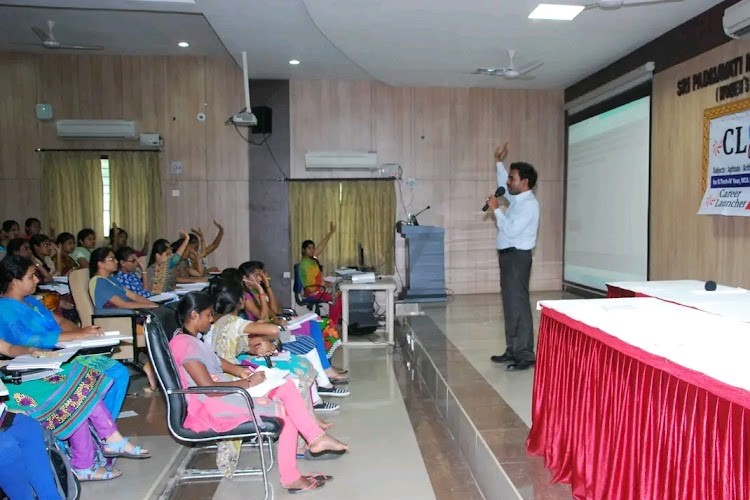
xmin=31 ymin=20 xmax=103 ymax=51
xmin=584 ymin=0 xmax=682 ymax=10
xmin=473 ymin=49 xmax=543 ymax=80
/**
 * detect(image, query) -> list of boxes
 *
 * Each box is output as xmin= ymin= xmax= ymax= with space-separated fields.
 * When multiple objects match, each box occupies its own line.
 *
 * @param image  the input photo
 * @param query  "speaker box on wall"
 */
xmin=251 ymin=106 xmax=272 ymax=135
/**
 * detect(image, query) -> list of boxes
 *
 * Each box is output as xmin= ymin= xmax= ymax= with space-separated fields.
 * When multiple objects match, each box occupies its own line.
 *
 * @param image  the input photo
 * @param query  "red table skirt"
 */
xmin=527 ymin=308 xmax=750 ymax=500
xmin=605 ymin=285 xmax=643 ymax=298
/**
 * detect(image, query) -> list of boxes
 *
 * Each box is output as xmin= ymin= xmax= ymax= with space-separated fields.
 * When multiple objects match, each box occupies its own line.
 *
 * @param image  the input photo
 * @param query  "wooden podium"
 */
xmin=397 ymin=224 xmax=447 ymax=303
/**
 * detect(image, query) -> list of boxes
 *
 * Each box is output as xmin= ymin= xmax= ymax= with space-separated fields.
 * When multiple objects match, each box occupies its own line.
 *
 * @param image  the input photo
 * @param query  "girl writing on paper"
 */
xmin=170 ymin=292 xmax=348 ymax=493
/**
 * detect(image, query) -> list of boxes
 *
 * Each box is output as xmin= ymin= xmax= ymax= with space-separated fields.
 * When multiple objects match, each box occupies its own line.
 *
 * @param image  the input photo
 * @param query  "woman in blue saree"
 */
xmin=0 ymin=338 xmax=150 ymax=482
xmin=0 ymin=255 xmax=130 ymax=418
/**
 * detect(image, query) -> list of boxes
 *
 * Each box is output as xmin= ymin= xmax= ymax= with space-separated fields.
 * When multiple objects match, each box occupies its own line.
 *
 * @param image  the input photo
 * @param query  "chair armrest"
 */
xmin=168 ymin=385 xmax=255 ymax=409
xmin=93 ymin=307 xmax=138 ymax=318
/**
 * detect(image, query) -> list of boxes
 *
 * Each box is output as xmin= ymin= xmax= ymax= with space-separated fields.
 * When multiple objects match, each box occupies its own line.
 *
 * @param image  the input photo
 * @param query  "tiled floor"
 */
xmin=69 ymin=291 xmax=575 ymax=500
xmin=401 ymin=291 xmax=576 ymax=500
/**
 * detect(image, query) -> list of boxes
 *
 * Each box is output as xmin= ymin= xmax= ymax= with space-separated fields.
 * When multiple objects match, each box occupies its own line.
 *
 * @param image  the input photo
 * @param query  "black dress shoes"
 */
xmin=490 ymin=353 xmax=515 ymax=363
xmin=506 ymin=360 xmax=536 ymax=371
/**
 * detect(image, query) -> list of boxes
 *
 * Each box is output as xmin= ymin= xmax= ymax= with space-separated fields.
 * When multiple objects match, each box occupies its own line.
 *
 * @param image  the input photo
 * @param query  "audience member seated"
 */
xmin=170 ymin=292 xmax=346 ymax=491
xmin=0 ymin=220 xmax=20 ymax=260
xmin=299 ymin=222 xmax=343 ymax=329
xmin=240 ymin=261 xmax=346 ymax=380
xmin=54 ymin=232 xmax=78 ymax=277
xmin=146 ymin=231 xmax=190 ymax=294
xmin=29 ymin=234 xmax=55 ymax=284
xmin=0 ymin=408 xmax=60 ymax=499
xmin=0 ymin=337 xmax=150 ymax=482
xmin=209 ymin=279 xmax=348 ymax=412
xmin=71 ymin=228 xmax=97 ymax=269
xmin=184 ymin=221 xmax=224 ymax=276
xmin=0 ymin=255 xmax=130 ymax=417
xmin=5 ymin=238 xmax=32 ymax=259
xmin=109 ymin=223 xmax=148 ymax=256
xmin=89 ymin=246 xmax=162 ymax=390
xmin=113 ymin=246 xmax=152 ymax=298
xmin=23 ymin=217 xmax=41 ymax=240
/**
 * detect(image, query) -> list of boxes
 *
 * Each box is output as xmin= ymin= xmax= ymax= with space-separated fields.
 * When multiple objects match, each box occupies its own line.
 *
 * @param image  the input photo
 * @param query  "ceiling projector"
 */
xmin=231 ymin=111 xmax=257 ymax=127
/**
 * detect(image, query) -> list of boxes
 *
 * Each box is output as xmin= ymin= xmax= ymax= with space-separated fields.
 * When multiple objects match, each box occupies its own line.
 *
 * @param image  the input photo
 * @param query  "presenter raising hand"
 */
xmin=487 ymin=144 xmax=540 ymax=372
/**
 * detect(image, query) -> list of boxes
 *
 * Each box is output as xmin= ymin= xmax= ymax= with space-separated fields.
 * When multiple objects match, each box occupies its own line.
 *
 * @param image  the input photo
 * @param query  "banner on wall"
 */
xmin=698 ymin=105 xmax=750 ymax=216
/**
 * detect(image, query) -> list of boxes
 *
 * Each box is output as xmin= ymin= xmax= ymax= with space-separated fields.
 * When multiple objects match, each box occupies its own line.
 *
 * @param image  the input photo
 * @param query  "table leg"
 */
xmin=387 ymin=289 xmax=394 ymax=345
xmin=341 ymin=289 xmax=349 ymax=346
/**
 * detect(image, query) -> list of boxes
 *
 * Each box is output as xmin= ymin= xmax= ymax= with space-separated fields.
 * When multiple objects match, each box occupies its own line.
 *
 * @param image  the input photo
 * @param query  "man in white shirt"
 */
xmin=486 ymin=143 xmax=540 ymax=371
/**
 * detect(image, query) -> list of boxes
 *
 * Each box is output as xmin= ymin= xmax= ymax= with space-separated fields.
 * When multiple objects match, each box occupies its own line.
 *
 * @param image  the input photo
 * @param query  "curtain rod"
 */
xmin=286 ymin=177 xmax=394 ymax=182
xmin=35 ymin=148 xmax=161 ymax=152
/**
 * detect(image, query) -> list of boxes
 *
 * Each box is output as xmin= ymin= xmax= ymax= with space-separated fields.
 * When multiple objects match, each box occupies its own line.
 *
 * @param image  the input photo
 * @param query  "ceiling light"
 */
xmin=528 ymin=4 xmax=585 ymax=21
xmin=289 ymin=59 xmax=300 ymax=65
xmin=177 ymin=41 xmax=190 ymax=48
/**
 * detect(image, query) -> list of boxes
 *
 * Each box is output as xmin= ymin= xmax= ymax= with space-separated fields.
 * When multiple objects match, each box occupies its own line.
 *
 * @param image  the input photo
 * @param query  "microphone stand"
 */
xmin=409 ymin=205 xmax=430 ymax=226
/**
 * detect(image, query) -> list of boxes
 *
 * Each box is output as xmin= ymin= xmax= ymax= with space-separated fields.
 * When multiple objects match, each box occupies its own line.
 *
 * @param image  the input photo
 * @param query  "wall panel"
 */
xmin=650 ymin=39 xmax=750 ymax=287
xmin=290 ymin=80 xmax=564 ymax=293
xmin=0 ymin=52 xmax=249 ymax=269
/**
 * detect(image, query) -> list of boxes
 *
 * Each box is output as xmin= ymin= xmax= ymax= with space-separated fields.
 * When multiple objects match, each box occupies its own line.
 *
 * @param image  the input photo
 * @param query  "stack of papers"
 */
xmin=286 ymin=312 xmax=319 ymax=330
xmin=53 ymin=276 xmax=69 ymax=284
xmin=175 ymin=282 xmax=209 ymax=294
xmin=39 ymin=283 xmax=70 ymax=294
xmin=6 ymin=347 xmax=78 ymax=371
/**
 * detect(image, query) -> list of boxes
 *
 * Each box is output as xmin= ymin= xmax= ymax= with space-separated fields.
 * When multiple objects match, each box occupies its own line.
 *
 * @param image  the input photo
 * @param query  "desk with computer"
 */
xmin=332 ymin=244 xmax=397 ymax=347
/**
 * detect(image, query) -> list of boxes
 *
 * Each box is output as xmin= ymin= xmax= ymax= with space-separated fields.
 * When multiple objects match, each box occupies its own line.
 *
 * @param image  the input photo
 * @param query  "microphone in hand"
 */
xmin=482 ymin=186 xmax=506 ymax=212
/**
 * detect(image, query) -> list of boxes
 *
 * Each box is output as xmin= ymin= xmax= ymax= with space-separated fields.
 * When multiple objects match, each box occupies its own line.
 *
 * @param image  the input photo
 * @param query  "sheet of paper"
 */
xmin=245 ymin=366 xmax=290 ymax=397
xmin=150 ymin=292 xmax=178 ymax=303
xmin=117 ymin=410 xmax=139 ymax=419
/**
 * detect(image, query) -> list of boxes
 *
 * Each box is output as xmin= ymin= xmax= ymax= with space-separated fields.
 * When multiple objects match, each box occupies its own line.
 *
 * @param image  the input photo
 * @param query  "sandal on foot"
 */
xmin=73 ymin=465 xmax=122 ymax=482
xmin=303 ymin=448 xmax=347 ymax=460
xmin=103 ymin=437 xmax=151 ymax=459
xmin=305 ymin=473 xmax=333 ymax=482
xmin=283 ymin=477 xmax=325 ymax=494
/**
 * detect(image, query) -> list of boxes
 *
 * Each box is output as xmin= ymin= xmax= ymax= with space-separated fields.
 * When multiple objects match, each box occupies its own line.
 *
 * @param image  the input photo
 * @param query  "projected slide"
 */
xmin=564 ymin=96 xmax=650 ymax=291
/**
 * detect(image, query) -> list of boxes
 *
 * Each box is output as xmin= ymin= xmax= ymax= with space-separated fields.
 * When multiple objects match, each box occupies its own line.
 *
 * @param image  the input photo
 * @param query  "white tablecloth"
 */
xmin=607 ymin=279 xmax=750 ymax=323
xmin=538 ymin=297 xmax=750 ymax=393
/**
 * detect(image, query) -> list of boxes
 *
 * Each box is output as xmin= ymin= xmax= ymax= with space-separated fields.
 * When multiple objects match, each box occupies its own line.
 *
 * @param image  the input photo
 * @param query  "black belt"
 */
xmin=498 ymin=247 xmax=530 ymax=254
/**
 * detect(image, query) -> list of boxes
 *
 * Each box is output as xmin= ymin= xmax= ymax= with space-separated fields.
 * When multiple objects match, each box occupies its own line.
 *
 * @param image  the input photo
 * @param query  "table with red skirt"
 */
xmin=526 ymin=296 xmax=750 ymax=500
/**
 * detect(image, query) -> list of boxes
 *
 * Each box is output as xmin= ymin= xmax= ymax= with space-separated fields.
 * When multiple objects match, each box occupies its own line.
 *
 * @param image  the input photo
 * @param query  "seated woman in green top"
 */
xmin=298 ymin=222 xmax=341 ymax=326
xmin=70 ymin=228 xmax=97 ymax=269
xmin=145 ymin=231 xmax=190 ymax=294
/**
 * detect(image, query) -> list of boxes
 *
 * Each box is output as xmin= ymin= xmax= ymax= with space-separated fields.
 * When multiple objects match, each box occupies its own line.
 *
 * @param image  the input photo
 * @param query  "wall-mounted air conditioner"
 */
xmin=56 ymin=120 xmax=139 ymax=140
xmin=725 ymin=0 xmax=750 ymax=39
xmin=305 ymin=151 xmax=378 ymax=170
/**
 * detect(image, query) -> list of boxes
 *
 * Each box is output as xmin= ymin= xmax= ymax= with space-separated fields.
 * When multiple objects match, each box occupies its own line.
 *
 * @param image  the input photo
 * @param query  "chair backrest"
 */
xmin=68 ymin=268 xmax=93 ymax=327
xmin=143 ymin=313 xmax=188 ymax=438
xmin=292 ymin=263 xmax=304 ymax=304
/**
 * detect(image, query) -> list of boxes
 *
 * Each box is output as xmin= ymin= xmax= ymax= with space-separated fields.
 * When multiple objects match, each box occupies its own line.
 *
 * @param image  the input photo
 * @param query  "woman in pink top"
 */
xmin=169 ymin=292 xmax=349 ymax=493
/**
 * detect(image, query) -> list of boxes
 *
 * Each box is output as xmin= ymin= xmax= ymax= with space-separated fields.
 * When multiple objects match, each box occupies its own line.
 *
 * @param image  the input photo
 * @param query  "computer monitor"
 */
xmin=358 ymin=243 xmax=365 ymax=270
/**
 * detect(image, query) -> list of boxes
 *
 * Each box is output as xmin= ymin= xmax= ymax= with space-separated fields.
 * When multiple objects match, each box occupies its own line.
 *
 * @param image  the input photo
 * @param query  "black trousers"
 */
xmin=498 ymin=249 xmax=535 ymax=362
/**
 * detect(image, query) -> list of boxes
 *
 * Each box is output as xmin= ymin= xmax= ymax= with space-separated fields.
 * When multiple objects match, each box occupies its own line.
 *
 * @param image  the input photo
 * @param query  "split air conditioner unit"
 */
xmin=724 ymin=0 xmax=750 ymax=39
xmin=56 ymin=120 xmax=139 ymax=140
xmin=304 ymin=151 xmax=378 ymax=170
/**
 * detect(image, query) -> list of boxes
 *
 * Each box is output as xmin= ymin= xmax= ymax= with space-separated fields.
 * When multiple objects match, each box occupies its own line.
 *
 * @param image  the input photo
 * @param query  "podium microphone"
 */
xmin=409 ymin=205 xmax=430 ymax=226
xmin=482 ymin=186 xmax=506 ymax=212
